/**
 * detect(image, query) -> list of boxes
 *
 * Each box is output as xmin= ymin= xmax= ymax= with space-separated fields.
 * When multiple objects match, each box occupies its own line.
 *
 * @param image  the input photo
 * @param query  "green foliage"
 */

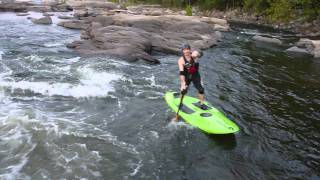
xmin=185 ymin=4 xmax=192 ymax=16
xmin=196 ymin=0 xmax=243 ymax=11
xmin=118 ymin=0 xmax=319 ymax=22
xmin=266 ymin=0 xmax=293 ymax=22
xmin=243 ymin=0 xmax=269 ymax=14
xmin=296 ymin=0 xmax=320 ymax=20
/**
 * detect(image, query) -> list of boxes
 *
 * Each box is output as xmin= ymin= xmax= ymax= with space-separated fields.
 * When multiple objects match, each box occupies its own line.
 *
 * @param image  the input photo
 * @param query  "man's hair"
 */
xmin=181 ymin=43 xmax=191 ymax=51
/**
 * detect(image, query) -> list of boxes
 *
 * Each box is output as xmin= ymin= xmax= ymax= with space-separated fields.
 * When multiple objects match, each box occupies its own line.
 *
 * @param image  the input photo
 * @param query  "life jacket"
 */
xmin=183 ymin=55 xmax=199 ymax=75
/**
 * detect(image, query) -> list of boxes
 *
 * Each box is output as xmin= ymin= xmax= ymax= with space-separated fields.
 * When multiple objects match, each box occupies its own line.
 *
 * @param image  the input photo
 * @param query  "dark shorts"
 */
xmin=185 ymin=72 xmax=205 ymax=94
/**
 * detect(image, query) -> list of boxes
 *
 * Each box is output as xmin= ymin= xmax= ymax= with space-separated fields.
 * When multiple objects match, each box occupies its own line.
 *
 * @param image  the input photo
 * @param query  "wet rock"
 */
xmin=252 ymin=35 xmax=282 ymax=45
xmin=285 ymin=46 xmax=312 ymax=56
xmin=16 ymin=12 xmax=29 ymax=16
xmin=31 ymin=16 xmax=52 ymax=25
xmin=58 ymin=15 xmax=73 ymax=19
xmin=287 ymin=38 xmax=320 ymax=58
xmin=58 ymin=20 xmax=89 ymax=29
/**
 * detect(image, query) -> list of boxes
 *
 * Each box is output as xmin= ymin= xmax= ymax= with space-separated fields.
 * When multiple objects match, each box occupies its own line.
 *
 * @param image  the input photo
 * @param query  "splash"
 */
xmin=0 ymin=67 xmax=122 ymax=98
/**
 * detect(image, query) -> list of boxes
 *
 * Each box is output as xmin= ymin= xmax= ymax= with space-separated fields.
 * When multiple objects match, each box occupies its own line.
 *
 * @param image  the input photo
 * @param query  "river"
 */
xmin=0 ymin=12 xmax=319 ymax=180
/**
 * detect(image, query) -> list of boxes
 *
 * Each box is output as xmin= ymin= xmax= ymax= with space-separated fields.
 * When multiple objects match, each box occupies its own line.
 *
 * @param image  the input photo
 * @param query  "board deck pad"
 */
xmin=165 ymin=91 xmax=240 ymax=134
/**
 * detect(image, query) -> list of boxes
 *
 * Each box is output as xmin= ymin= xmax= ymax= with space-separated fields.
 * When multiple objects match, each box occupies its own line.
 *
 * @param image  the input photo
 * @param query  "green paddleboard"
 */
xmin=165 ymin=91 xmax=240 ymax=134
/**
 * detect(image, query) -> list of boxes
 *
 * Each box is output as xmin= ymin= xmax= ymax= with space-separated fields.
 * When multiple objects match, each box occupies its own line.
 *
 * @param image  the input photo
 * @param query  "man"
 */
xmin=175 ymin=43 xmax=206 ymax=121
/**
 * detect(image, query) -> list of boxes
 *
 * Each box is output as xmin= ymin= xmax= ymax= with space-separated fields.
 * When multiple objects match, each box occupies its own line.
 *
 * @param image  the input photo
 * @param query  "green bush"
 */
xmin=267 ymin=0 xmax=293 ymax=22
xmin=118 ymin=0 xmax=319 ymax=23
xmin=243 ymin=0 xmax=269 ymax=14
xmin=185 ymin=4 xmax=192 ymax=16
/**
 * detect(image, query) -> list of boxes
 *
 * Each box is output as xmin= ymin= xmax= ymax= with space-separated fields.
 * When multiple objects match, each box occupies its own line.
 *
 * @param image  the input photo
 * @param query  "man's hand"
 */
xmin=180 ymin=82 xmax=188 ymax=95
xmin=180 ymin=82 xmax=188 ymax=91
xmin=181 ymin=88 xmax=188 ymax=95
xmin=192 ymin=51 xmax=203 ymax=58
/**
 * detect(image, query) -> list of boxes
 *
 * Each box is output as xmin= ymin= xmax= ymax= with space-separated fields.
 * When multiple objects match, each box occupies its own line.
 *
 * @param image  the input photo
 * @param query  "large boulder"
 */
xmin=311 ymin=40 xmax=320 ymax=58
xmin=31 ymin=16 xmax=52 ymax=24
xmin=292 ymin=38 xmax=320 ymax=58
xmin=67 ymin=14 xmax=223 ymax=63
xmin=285 ymin=46 xmax=313 ymax=56
xmin=58 ymin=20 xmax=89 ymax=29
xmin=58 ymin=15 xmax=74 ymax=19
xmin=253 ymin=35 xmax=282 ymax=45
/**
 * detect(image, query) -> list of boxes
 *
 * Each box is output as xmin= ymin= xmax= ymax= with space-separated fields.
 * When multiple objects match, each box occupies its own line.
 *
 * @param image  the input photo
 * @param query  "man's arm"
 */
xmin=178 ymin=57 xmax=187 ymax=91
xmin=192 ymin=50 xmax=203 ymax=61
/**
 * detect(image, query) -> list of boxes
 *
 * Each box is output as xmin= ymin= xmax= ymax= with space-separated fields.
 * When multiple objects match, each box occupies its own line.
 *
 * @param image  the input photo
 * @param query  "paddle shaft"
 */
xmin=176 ymin=84 xmax=190 ymax=118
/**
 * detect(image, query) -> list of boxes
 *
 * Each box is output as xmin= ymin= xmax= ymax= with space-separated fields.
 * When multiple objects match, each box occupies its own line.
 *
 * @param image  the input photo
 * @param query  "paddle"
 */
xmin=176 ymin=85 xmax=189 ymax=120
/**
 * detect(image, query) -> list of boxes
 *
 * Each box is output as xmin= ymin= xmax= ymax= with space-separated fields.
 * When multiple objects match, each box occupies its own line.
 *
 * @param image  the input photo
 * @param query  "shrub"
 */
xmin=185 ymin=4 xmax=192 ymax=16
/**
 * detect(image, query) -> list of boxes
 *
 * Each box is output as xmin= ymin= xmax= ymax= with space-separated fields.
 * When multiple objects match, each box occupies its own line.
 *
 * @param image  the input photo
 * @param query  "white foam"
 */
xmin=150 ymin=131 xmax=159 ymax=139
xmin=0 ymin=115 xmax=36 ymax=180
xmin=66 ymin=57 xmax=81 ymax=63
xmin=0 ymin=50 xmax=3 ymax=60
xmin=43 ymin=42 xmax=64 ymax=48
xmin=0 ymin=63 xmax=13 ymax=79
xmin=129 ymin=160 xmax=142 ymax=176
xmin=167 ymin=120 xmax=194 ymax=130
xmin=0 ymin=67 xmax=122 ymax=98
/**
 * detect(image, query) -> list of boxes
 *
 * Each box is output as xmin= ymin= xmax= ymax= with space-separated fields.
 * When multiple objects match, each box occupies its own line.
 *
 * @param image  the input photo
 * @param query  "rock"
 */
xmin=252 ymin=35 xmax=282 ymax=45
xmin=51 ymin=4 xmax=73 ymax=12
xmin=16 ymin=12 xmax=29 ymax=16
xmin=80 ymin=31 xmax=90 ymax=39
xmin=58 ymin=20 xmax=89 ymax=29
xmin=58 ymin=15 xmax=73 ymax=19
xmin=89 ymin=16 xmax=114 ymax=26
xmin=295 ymin=38 xmax=320 ymax=58
xmin=67 ymin=14 xmax=223 ymax=63
xmin=126 ymin=5 xmax=175 ymax=16
xmin=296 ymin=38 xmax=314 ymax=51
xmin=43 ymin=12 xmax=54 ymax=16
xmin=74 ymin=9 xmax=88 ymax=18
xmin=213 ymin=24 xmax=229 ymax=31
xmin=31 ymin=16 xmax=52 ymax=24
xmin=144 ymin=11 xmax=162 ymax=16
xmin=27 ymin=5 xmax=51 ymax=12
xmin=200 ymin=17 xmax=228 ymax=27
xmin=285 ymin=46 xmax=312 ymax=56
xmin=214 ymin=31 xmax=223 ymax=41
xmin=67 ymin=0 xmax=117 ymax=9
xmin=110 ymin=9 xmax=128 ymax=14
xmin=0 ymin=2 xmax=29 ymax=12
xmin=312 ymin=40 xmax=320 ymax=58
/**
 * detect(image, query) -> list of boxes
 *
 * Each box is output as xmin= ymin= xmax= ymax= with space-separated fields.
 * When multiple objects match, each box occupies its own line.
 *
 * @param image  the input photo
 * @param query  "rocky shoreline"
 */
xmin=199 ymin=8 xmax=320 ymax=38
xmin=0 ymin=0 xmax=319 ymax=62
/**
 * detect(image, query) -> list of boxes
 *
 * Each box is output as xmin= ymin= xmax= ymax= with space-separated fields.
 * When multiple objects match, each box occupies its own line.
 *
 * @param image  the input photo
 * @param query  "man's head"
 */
xmin=181 ymin=43 xmax=191 ymax=57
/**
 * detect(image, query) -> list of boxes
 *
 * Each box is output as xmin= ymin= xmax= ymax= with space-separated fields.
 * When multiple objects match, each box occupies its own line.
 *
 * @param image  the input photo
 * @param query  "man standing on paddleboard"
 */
xmin=175 ymin=43 xmax=206 ymax=121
